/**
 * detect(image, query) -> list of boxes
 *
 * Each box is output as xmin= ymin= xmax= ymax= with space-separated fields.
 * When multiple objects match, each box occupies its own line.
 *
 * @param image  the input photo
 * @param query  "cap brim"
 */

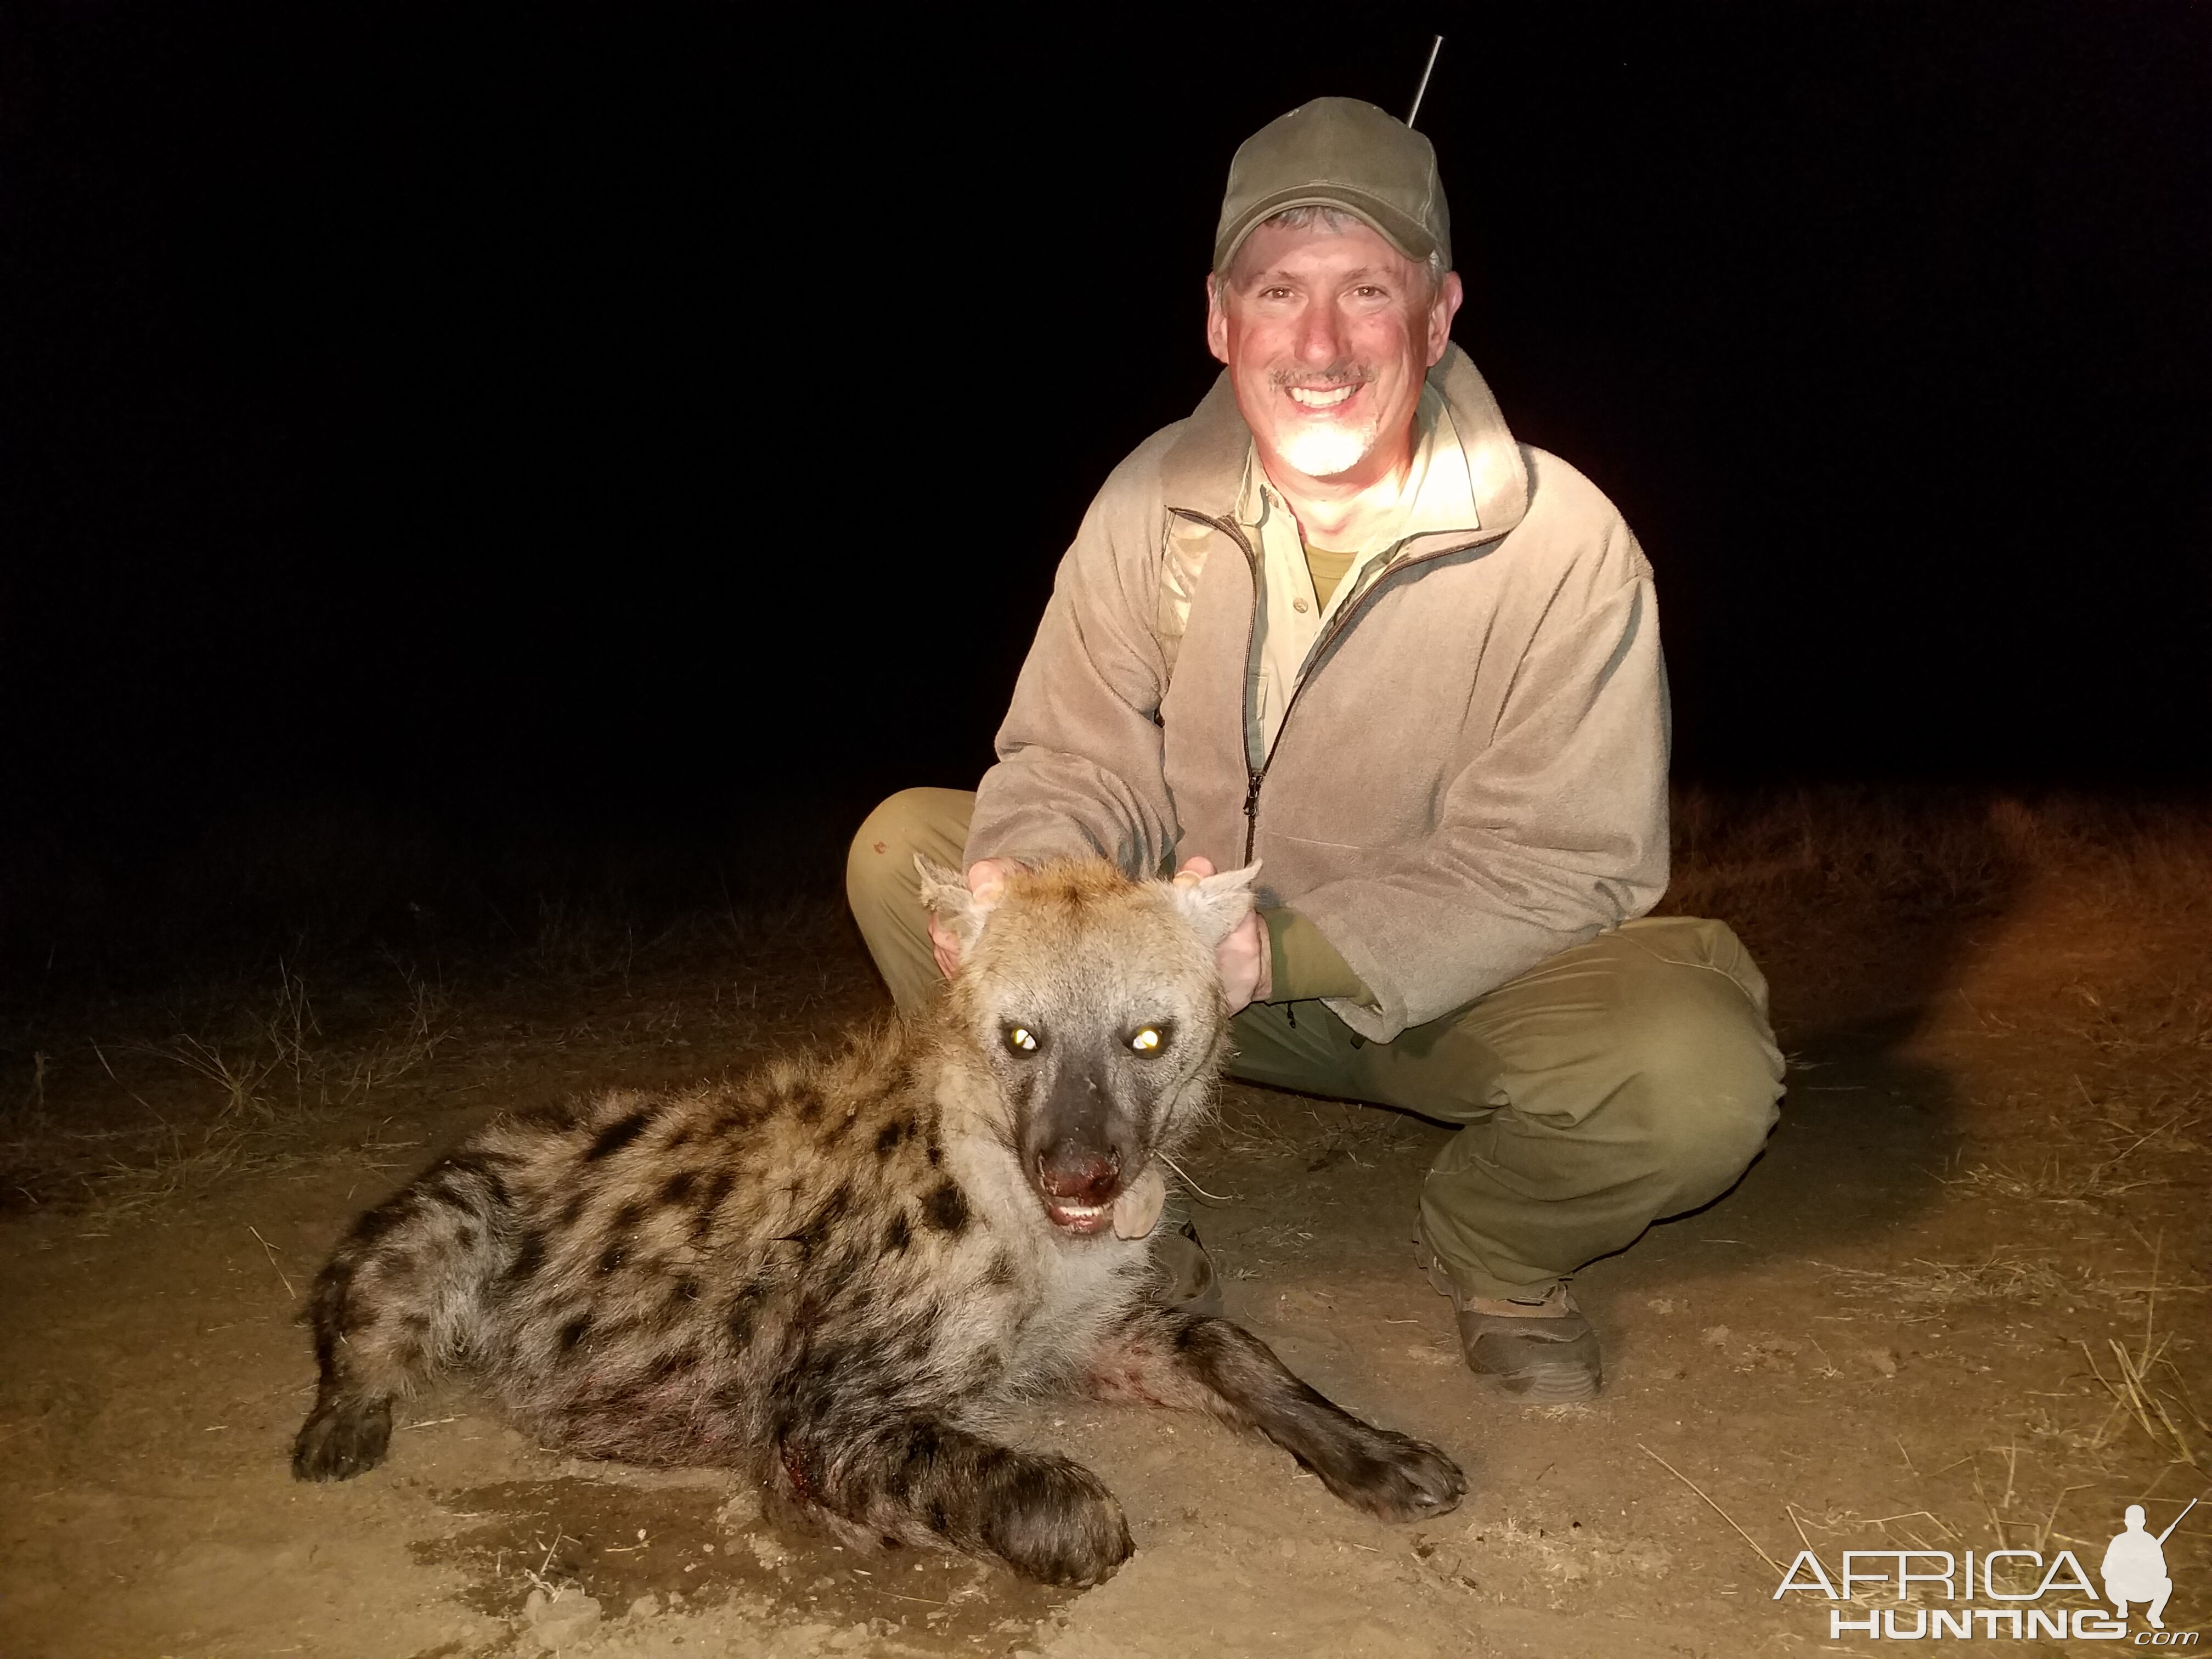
xmin=1214 ymin=184 xmax=1439 ymax=273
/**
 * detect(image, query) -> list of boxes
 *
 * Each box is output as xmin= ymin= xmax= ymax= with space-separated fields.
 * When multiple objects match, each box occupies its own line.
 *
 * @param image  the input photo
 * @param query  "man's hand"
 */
xmin=1176 ymin=855 xmax=1270 ymax=1014
xmin=929 ymin=858 xmax=1012 ymax=980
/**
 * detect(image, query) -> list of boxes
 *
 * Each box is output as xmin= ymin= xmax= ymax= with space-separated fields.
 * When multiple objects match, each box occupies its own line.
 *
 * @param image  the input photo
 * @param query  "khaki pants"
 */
xmin=847 ymin=787 xmax=1785 ymax=1302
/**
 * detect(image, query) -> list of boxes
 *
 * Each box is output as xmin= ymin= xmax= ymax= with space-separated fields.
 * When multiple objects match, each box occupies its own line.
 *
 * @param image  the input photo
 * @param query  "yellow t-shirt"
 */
xmin=1305 ymin=546 xmax=1357 ymax=612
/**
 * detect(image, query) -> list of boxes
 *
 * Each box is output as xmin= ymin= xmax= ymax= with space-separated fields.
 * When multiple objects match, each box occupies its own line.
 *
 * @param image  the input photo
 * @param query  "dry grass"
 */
xmin=2079 ymin=1239 xmax=2210 ymax=1472
xmin=1661 ymin=784 xmax=2212 ymax=929
xmin=1815 ymin=1246 xmax=2206 ymax=1314
xmin=1940 ymin=1097 xmax=2200 ymax=1206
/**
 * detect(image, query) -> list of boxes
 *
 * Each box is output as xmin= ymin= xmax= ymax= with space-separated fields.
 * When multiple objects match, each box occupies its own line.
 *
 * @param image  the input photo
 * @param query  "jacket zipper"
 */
xmin=1172 ymin=509 xmax=1506 ymax=866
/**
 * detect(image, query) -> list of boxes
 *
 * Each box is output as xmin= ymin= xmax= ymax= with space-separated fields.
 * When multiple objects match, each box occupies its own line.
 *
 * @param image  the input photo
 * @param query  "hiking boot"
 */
xmin=1416 ymin=1240 xmax=1601 ymax=1403
xmin=1153 ymin=1220 xmax=1226 ymax=1318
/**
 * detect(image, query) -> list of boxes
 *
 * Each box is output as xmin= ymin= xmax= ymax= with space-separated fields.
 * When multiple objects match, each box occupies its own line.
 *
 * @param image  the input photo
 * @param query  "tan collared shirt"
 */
xmin=1235 ymin=382 xmax=1485 ymax=767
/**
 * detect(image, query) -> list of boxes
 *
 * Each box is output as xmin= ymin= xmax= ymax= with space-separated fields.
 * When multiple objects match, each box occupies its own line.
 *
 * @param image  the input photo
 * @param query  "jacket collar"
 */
xmin=1160 ymin=342 xmax=1530 ymax=543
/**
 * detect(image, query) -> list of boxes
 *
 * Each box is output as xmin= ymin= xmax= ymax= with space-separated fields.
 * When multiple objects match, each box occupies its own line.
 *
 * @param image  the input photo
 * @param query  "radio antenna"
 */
xmin=1406 ymin=35 xmax=1444 ymax=127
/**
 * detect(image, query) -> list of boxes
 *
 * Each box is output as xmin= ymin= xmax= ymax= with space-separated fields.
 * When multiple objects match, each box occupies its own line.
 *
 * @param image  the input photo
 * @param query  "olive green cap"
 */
xmin=1214 ymin=96 xmax=1452 ymax=275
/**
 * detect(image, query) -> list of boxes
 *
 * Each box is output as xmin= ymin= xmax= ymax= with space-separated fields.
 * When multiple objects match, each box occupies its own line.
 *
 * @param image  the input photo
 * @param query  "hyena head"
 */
xmin=917 ymin=855 xmax=1260 ymax=1235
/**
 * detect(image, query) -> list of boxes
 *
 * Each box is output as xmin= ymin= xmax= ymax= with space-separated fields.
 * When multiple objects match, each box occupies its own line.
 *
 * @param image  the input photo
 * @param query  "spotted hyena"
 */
xmin=292 ymin=856 xmax=1464 ymax=1585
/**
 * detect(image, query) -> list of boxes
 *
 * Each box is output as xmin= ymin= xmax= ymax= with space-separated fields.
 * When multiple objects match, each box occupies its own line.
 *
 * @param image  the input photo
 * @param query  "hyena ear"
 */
xmin=915 ymin=855 xmax=1003 ymax=955
xmin=1167 ymin=860 xmax=1262 ymax=949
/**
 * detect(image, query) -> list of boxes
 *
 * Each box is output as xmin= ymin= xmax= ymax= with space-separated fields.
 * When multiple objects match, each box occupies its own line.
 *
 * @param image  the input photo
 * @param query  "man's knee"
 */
xmin=1599 ymin=969 xmax=1784 ymax=1199
xmin=845 ymin=787 xmax=974 ymax=915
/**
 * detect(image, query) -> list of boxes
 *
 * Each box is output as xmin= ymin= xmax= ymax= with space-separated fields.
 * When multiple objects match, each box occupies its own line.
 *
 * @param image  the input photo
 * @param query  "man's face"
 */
xmin=1206 ymin=215 xmax=1463 ymax=489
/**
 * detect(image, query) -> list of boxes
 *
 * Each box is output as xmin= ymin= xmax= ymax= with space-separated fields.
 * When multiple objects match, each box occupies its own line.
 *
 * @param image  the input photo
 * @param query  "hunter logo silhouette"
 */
xmin=2104 ymin=1498 xmax=2194 ymax=1629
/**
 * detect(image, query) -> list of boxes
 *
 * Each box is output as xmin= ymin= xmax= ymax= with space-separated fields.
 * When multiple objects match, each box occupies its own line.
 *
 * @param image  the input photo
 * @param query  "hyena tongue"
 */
xmin=1110 ymin=1165 xmax=1167 ymax=1240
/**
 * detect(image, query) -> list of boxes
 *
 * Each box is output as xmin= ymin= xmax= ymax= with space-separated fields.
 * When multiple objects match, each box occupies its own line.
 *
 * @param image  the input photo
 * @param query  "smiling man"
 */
xmin=848 ymin=98 xmax=1785 ymax=1402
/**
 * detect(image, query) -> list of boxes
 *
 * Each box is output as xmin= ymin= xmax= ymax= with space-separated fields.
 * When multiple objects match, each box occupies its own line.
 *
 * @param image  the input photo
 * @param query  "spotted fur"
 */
xmin=291 ymin=858 xmax=1464 ymax=1584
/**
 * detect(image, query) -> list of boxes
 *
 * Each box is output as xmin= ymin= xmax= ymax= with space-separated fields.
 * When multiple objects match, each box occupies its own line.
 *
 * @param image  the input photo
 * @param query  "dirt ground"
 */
xmin=3 ymin=804 xmax=2208 ymax=1657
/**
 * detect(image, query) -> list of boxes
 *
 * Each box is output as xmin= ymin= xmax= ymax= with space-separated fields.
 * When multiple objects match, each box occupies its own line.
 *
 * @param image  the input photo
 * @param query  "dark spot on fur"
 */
xmin=785 ymin=1183 xmax=854 ymax=1258
xmin=560 ymin=1190 xmax=589 ymax=1227
xmin=727 ymin=1284 xmax=764 ymax=1350
xmin=584 ymin=1109 xmax=650 ymax=1163
xmin=925 ymin=1137 xmax=943 ymax=1167
xmin=376 ymin=1248 xmax=416 ymax=1279
xmin=882 ymin=1212 xmax=911 ymax=1255
xmin=402 ymin=1311 xmax=432 ymax=1336
xmin=560 ymin=1314 xmax=592 ymax=1353
xmin=599 ymin=1242 xmax=627 ymax=1273
xmin=665 ymin=1126 xmax=695 ymax=1151
xmin=692 ymin=1170 xmax=737 ymax=1241
xmin=792 ymin=1085 xmax=823 ymax=1124
xmin=505 ymin=1231 xmax=547 ymax=1283
xmin=613 ymin=1200 xmax=645 ymax=1231
xmin=659 ymin=1169 xmax=697 ymax=1206
xmin=874 ymin=1116 xmax=912 ymax=1156
xmin=455 ymin=1226 xmax=478 ymax=1249
xmin=351 ymin=1204 xmax=405 ymax=1248
xmin=671 ymin=1275 xmax=701 ymax=1304
xmin=984 ymin=1250 xmax=1015 ymax=1288
xmin=921 ymin=1180 xmax=969 ymax=1236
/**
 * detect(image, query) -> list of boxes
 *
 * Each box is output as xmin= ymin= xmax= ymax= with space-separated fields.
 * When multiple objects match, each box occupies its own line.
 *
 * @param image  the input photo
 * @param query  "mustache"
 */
xmin=1268 ymin=363 xmax=1371 ymax=391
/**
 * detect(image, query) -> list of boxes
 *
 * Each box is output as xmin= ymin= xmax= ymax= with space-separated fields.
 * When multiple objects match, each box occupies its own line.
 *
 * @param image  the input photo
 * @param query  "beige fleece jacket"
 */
xmin=966 ymin=344 xmax=1670 ymax=1043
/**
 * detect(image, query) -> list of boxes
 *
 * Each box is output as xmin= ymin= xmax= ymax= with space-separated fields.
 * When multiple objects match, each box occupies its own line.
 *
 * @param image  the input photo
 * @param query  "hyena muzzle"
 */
xmin=292 ymin=856 xmax=1465 ymax=1585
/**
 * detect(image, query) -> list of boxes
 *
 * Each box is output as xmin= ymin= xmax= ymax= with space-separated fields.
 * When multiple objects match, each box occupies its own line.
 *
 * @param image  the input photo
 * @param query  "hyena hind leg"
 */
xmin=778 ymin=1415 xmax=1134 ymax=1588
xmin=1092 ymin=1306 xmax=1466 ymax=1522
xmin=292 ymin=1151 xmax=512 ymax=1482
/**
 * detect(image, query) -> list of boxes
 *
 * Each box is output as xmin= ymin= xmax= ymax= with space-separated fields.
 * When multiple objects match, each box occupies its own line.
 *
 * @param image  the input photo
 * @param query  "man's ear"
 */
xmin=916 ymin=855 xmax=1000 ymax=956
xmin=1205 ymin=273 xmax=1231 ymax=366
xmin=1426 ymin=269 xmax=1465 ymax=366
xmin=1167 ymin=860 xmax=1262 ymax=949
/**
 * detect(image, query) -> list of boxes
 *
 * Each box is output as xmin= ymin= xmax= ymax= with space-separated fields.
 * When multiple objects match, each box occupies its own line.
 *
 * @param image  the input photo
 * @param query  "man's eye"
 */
xmin=1130 ymin=1027 xmax=1163 ymax=1053
xmin=1004 ymin=1026 xmax=1039 ymax=1053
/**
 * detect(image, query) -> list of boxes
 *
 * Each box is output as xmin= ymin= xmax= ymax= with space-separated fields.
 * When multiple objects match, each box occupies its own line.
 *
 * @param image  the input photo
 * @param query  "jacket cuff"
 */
xmin=1263 ymin=907 xmax=1374 ymax=1004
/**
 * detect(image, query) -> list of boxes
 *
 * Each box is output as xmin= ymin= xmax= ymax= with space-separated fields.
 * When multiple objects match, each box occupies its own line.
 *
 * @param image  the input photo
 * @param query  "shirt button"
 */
xmin=1293 ymin=597 xmax=1310 ymax=613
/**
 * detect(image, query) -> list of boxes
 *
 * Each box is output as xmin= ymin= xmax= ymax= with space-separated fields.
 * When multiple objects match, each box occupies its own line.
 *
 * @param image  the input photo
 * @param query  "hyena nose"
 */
xmin=1037 ymin=1147 xmax=1121 ymax=1205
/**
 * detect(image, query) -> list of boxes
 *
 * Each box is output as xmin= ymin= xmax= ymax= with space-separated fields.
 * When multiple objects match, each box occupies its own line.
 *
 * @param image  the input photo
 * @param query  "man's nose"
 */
xmin=1294 ymin=298 xmax=1348 ymax=364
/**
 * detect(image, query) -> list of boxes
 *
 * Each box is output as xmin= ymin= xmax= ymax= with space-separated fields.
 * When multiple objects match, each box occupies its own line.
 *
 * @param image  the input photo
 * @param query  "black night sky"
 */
xmin=3 ymin=5 xmax=2208 ymax=916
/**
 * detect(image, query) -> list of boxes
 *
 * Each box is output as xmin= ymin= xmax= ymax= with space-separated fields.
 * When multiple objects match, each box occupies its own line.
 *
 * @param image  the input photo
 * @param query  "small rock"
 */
xmin=1700 ymin=1325 xmax=1731 ymax=1347
xmin=1645 ymin=1297 xmax=1677 ymax=1314
xmin=627 ymin=1593 xmax=661 ymax=1620
xmin=1866 ymin=1347 xmax=1899 ymax=1377
xmin=749 ymin=1532 xmax=792 ymax=1569
xmin=522 ymin=1585 xmax=603 ymax=1651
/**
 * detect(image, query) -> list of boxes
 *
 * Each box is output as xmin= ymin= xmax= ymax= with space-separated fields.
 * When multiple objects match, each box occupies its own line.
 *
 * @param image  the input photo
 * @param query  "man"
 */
xmin=848 ymin=97 xmax=1784 ymax=1403
xmin=2101 ymin=1505 xmax=2176 ymax=1629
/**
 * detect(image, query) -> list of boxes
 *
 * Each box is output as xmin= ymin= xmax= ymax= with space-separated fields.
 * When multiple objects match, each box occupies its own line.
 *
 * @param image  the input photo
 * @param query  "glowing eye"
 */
xmin=1005 ymin=1026 xmax=1038 ymax=1053
xmin=1130 ymin=1028 xmax=1161 ymax=1052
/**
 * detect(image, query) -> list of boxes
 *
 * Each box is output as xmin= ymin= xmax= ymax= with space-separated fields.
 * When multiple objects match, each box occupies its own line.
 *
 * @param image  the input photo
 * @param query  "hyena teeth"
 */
xmin=292 ymin=855 xmax=1464 ymax=1584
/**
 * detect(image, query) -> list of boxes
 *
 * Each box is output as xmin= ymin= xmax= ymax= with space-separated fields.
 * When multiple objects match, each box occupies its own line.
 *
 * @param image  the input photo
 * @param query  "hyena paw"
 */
xmin=291 ymin=1396 xmax=393 ymax=1481
xmin=1313 ymin=1427 xmax=1465 ymax=1522
xmin=979 ymin=1456 xmax=1135 ymax=1587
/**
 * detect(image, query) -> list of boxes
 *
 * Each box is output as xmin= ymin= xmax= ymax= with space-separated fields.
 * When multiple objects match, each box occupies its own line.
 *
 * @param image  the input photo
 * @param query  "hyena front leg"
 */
xmin=777 ymin=1414 xmax=1133 ymax=1587
xmin=292 ymin=1152 xmax=512 ymax=1481
xmin=1092 ymin=1307 xmax=1465 ymax=1521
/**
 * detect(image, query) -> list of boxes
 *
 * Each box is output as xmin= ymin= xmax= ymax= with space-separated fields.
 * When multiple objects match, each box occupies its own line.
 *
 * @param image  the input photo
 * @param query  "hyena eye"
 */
xmin=1130 ymin=1027 xmax=1163 ymax=1053
xmin=1003 ymin=1025 xmax=1040 ymax=1054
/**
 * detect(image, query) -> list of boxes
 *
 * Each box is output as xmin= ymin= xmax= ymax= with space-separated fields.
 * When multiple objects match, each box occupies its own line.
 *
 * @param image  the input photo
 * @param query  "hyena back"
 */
xmin=294 ymin=857 xmax=1464 ymax=1585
